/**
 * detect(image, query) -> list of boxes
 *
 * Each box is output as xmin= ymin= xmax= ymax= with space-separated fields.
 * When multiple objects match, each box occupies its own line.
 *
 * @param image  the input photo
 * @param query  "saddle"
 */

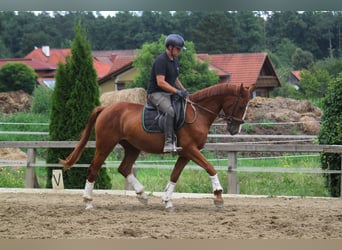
xmin=142 ymin=95 xmax=186 ymax=133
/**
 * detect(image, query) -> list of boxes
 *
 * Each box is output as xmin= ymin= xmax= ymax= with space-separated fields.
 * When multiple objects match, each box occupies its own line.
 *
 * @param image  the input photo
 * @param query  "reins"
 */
xmin=184 ymin=94 xmax=245 ymax=125
xmin=185 ymin=99 xmax=217 ymax=124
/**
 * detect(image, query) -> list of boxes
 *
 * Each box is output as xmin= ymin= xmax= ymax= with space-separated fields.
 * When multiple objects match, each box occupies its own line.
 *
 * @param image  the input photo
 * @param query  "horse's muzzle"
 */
xmin=226 ymin=117 xmax=244 ymax=135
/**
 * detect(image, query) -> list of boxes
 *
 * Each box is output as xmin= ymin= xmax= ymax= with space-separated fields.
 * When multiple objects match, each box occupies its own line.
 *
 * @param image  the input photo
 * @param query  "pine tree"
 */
xmin=46 ymin=21 xmax=111 ymax=189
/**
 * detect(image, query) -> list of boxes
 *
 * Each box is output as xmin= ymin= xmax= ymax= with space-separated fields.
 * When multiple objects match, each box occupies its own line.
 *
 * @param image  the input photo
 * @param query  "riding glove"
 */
xmin=176 ymin=90 xmax=189 ymax=98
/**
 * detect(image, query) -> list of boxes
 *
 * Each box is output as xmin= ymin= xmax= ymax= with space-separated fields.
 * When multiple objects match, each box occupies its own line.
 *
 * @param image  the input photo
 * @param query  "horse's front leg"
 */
xmin=186 ymin=148 xmax=224 ymax=208
xmin=162 ymin=156 xmax=190 ymax=210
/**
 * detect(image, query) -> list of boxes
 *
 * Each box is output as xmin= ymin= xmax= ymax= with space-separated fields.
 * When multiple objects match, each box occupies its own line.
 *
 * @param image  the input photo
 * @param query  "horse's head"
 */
xmin=222 ymin=84 xmax=255 ymax=135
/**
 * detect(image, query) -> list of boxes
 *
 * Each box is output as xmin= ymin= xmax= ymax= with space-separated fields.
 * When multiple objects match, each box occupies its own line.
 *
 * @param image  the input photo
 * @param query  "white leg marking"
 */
xmin=162 ymin=181 xmax=176 ymax=202
xmin=83 ymin=180 xmax=94 ymax=201
xmin=162 ymin=181 xmax=176 ymax=210
xmin=210 ymin=174 xmax=223 ymax=193
xmin=83 ymin=180 xmax=94 ymax=209
xmin=126 ymin=173 xmax=144 ymax=194
xmin=126 ymin=174 xmax=148 ymax=205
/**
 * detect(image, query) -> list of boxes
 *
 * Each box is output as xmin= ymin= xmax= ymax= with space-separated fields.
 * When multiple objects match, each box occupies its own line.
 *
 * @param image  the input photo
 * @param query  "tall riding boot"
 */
xmin=163 ymin=114 xmax=177 ymax=153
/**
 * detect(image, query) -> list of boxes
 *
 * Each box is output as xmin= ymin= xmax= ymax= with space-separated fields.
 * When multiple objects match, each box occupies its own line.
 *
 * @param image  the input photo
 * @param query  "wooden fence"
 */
xmin=1 ymin=140 xmax=342 ymax=197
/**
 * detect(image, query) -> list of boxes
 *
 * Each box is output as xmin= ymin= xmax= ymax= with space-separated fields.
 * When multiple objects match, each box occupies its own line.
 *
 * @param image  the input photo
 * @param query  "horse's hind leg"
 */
xmin=83 ymin=141 xmax=117 ymax=209
xmin=118 ymin=142 xmax=147 ymax=205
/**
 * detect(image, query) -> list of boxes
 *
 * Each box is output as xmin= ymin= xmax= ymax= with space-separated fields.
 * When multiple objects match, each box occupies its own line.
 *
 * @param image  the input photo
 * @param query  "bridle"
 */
xmin=185 ymin=93 xmax=246 ymax=127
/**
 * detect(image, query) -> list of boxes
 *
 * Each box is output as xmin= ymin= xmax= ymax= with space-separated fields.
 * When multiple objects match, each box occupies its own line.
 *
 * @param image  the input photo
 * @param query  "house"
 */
xmin=25 ymin=47 xmax=134 ymax=94
xmin=97 ymin=51 xmax=281 ymax=97
xmin=25 ymin=46 xmax=114 ymax=91
xmin=0 ymin=58 xmax=56 ymax=88
xmin=21 ymin=47 xmax=280 ymax=97
xmin=196 ymin=53 xmax=281 ymax=97
xmin=287 ymin=70 xmax=301 ymax=89
xmin=98 ymin=51 xmax=281 ymax=97
xmin=93 ymin=50 xmax=138 ymax=93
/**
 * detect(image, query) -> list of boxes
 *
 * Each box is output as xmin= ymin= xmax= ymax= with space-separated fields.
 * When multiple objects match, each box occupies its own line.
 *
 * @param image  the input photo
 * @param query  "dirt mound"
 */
xmin=100 ymin=88 xmax=146 ymax=106
xmin=245 ymin=96 xmax=321 ymax=135
xmin=0 ymin=148 xmax=27 ymax=169
xmin=0 ymin=148 xmax=27 ymax=160
xmin=0 ymin=90 xmax=31 ymax=114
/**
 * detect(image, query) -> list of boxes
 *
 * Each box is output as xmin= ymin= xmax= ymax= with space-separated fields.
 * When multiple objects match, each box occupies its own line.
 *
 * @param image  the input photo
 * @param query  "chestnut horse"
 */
xmin=60 ymin=83 xmax=254 ymax=210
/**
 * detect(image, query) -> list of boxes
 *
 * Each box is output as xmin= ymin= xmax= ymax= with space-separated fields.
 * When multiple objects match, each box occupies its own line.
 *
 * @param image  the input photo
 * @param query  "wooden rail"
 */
xmin=1 ymin=141 xmax=342 ymax=197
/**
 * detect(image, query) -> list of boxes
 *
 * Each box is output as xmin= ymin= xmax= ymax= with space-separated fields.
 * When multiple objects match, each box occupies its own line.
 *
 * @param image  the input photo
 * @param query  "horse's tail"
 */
xmin=60 ymin=106 xmax=105 ymax=171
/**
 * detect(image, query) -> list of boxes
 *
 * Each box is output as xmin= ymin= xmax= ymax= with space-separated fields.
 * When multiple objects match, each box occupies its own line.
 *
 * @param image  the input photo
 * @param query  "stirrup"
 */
xmin=163 ymin=144 xmax=182 ymax=153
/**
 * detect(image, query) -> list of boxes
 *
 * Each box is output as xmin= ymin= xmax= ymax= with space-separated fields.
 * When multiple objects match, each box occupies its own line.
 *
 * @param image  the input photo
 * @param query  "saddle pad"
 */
xmin=142 ymin=106 xmax=162 ymax=133
xmin=142 ymin=98 xmax=186 ymax=133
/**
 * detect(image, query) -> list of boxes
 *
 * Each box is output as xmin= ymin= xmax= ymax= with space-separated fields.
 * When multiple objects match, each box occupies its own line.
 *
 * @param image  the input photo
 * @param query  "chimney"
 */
xmin=42 ymin=46 xmax=50 ymax=57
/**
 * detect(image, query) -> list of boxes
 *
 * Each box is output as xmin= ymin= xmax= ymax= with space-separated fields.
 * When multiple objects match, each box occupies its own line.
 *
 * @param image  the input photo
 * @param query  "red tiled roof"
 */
xmin=93 ymin=59 xmax=112 ymax=79
xmin=93 ymin=50 xmax=136 ymax=77
xmin=291 ymin=70 xmax=301 ymax=81
xmin=196 ymin=53 xmax=230 ymax=77
xmin=25 ymin=48 xmax=71 ymax=65
xmin=108 ymin=56 xmax=133 ymax=73
xmin=196 ymin=53 xmax=269 ymax=87
xmin=25 ymin=48 xmax=136 ymax=80
xmin=0 ymin=58 xmax=56 ymax=71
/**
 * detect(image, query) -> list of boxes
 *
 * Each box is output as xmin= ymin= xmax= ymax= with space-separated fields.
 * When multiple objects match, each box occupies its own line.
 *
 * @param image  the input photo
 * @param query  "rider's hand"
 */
xmin=176 ymin=89 xmax=189 ymax=98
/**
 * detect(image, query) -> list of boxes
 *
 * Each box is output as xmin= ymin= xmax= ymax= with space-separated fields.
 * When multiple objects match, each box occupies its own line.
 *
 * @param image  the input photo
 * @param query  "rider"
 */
xmin=147 ymin=34 xmax=189 ymax=152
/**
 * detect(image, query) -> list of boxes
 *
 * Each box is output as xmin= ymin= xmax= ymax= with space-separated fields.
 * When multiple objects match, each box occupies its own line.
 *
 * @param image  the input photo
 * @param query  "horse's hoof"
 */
xmin=165 ymin=201 xmax=175 ymax=212
xmin=165 ymin=206 xmax=175 ymax=212
xmin=136 ymin=192 xmax=148 ymax=205
xmin=85 ymin=201 xmax=93 ymax=210
xmin=214 ymin=199 xmax=224 ymax=208
xmin=164 ymin=200 xmax=174 ymax=211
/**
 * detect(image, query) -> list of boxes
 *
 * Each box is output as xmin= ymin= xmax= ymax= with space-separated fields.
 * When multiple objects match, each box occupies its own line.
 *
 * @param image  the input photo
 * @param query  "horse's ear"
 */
xmin=248 ymin=84 xmax=256 ymax=93
xmin=239 ymin=83 xmax=244 ymax=93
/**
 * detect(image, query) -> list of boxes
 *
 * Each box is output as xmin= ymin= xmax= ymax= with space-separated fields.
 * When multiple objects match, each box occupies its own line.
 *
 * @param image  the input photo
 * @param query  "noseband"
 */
xmin=185 ymin=93 xmax=245 ymax=126
xmin=223 ymin=93 xmax=245 ymax=126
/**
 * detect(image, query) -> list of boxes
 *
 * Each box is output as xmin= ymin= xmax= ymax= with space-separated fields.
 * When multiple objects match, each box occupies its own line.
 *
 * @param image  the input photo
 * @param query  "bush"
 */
xmin=30 ymin=85 xmax=53 ymax=115
xmin=0 ymin=62 xmax=38 ymax=94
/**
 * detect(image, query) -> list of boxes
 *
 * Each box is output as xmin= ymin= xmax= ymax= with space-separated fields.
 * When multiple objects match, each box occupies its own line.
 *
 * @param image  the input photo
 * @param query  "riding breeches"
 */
xmin=147 ymin=92 xmax=175 ymax=118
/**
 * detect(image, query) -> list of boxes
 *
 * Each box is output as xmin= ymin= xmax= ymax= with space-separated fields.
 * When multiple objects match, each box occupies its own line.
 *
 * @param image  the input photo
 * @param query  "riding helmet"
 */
xmin=165 ymin=34 xmax=186 ymax=50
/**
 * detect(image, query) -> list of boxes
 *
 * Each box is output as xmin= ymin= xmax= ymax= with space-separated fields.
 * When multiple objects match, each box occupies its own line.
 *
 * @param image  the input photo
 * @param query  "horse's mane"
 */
xmin=189 ymin=83 xmax=238 ymax=102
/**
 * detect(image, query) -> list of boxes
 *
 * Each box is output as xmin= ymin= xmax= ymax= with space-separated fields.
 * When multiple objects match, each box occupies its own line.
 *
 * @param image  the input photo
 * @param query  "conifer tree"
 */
xmin=46 ymin=21 xmax=111 ymax=189
xmin=318 ymin=74 xmax=342 ymax=197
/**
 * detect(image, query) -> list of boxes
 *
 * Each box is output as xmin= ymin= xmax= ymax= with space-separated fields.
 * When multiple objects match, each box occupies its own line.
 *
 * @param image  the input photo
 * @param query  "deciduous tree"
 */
xmin=132 ymin=35 xmax=218 ymax=92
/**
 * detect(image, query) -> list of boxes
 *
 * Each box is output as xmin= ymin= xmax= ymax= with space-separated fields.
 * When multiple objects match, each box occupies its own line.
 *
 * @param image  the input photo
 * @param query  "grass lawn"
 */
xmin=0 ymin=153 xmax=330 ymax=197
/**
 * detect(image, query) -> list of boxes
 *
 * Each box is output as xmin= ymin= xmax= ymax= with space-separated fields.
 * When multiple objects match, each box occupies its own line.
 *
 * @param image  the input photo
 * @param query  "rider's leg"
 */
xmin=148 ymin=92 xmax=178 ymax=152
xmin=162 ymin=113 xmax=176 ymax=152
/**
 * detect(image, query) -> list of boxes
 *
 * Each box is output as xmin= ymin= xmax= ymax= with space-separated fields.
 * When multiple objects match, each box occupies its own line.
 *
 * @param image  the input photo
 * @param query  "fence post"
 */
xmin=25 ymin=148 xmax=37 ymax=188
xmin=227 ymin=152 xmax=239 ymax=194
